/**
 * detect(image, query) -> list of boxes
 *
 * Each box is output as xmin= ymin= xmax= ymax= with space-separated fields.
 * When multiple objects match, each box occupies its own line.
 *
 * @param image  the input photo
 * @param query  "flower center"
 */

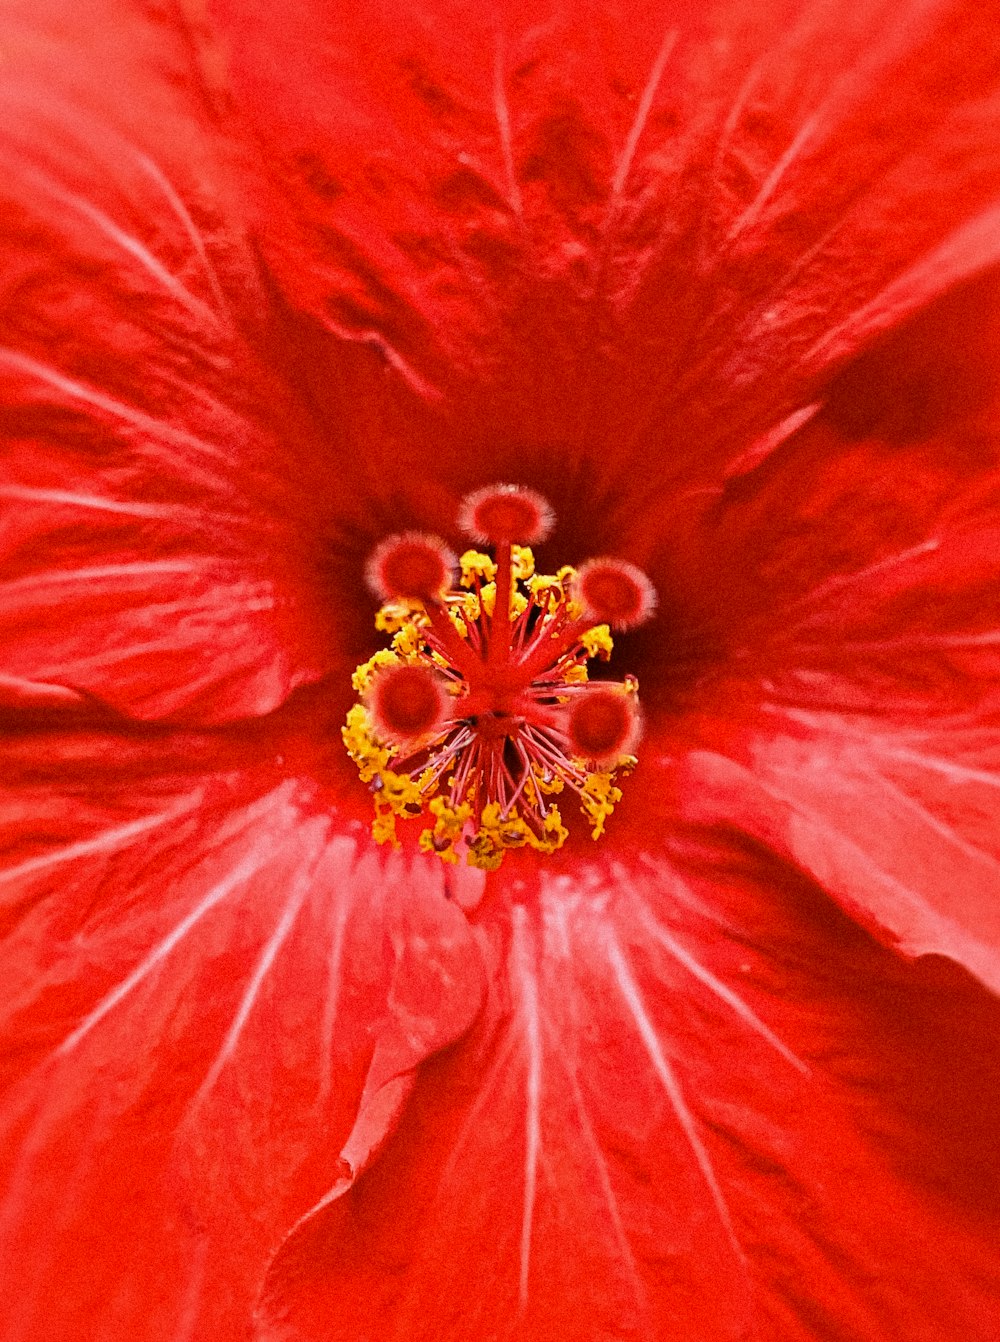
xmin=343 ymin=485 xmax=655 ymax=870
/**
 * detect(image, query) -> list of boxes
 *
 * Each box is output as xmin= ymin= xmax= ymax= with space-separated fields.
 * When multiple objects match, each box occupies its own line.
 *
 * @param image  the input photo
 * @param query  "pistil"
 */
xmin=344 ymin=484 xmax=655 ymax=870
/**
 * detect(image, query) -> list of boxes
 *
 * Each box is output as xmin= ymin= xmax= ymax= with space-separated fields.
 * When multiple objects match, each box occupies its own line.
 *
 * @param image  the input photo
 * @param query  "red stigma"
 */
xmin=568 ymin=688 xmax=640 ymax=765
xmin=458 ymin=484 xmax=554 ymax=545
xmin=368 ymin=663 xmax=449 ymax=744
xmin=366 ymin=532 xmax=456 ymax=602
xmin=573 ymin=558 xmax=657 ymax=630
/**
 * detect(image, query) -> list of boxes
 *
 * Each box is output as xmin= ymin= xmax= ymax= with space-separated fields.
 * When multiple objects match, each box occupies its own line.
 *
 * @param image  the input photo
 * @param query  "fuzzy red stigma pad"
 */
xmin=368 ymin=663 xmax=449 ymax=744
xmin=366 ymin=533 xmax=456 ymax=602
xmin=345 ymin=490 xmax=654 ymax=868
xmin=568 ymin=688 xmax=641 ymax=766
xmin=457 ymin=484 xmax=554 ymax=545
xmin=573 ymin=558 xmax=658 ymax=631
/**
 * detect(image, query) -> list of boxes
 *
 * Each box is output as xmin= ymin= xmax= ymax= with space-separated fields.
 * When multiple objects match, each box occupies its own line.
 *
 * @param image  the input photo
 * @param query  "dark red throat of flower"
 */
xmin=344 ymin=484 xmax=655 ymax=870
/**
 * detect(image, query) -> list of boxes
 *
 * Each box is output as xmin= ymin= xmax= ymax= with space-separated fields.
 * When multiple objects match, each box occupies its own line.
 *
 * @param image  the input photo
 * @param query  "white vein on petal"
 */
xmin=795 ymin=759 xmax=1000 ymax=874
xmin=435 ymin=1029 xmax=523 ymax=1192
xmin=876 ymin=745 xmax=1000 ymax=790
xmin=540 ymin=891 xmax=650 ymax=1322
xmin=606 ymin=933 xmax=745 ymax=1263
xmin=20 ymin=591 xmax=274 ymax=634
xmin=0 ymin=483 xmax=180 ymax=520
xmin=555 ymin=1048 xmax=650 ymax=1322
xmin=740 ymin=767 xmax=998 ymax=976
xmin=317 ymin=840 xmax=360 ymax=1106
xmin=723 ymin=111 xmax=821 ymax=245
xmin=0 ymin=346 xmax=231 ymax=464
xmin=0 ymin=792 xmax=204 ymax=896
xmin=631 ymin=883 xmax=809 ymax=1075
xmin=171 ymin=1235 xmax=209 ymax=1342
xmin=0 ymin=788 xmax=300 ymax=1288
xmin=0 ymin=561 xmax=202 ymax=594
xmin=756 ymin=709 xmax=1000 ymax=791
xmin=192 ymin=820 xmax=329 ymax=1104
xmin=0 ymin=1085 xmax=113 ymax=1342
xmin=4 ymin=154 xmax=225 ymax=331
xmin=609 ymin=27 xmax=678 ymax=201
xmin=777 ymin=539 xmax=941 ymax=623
xmin=799 ymin=629 xmax=1000 ymax=656
xmin=805 ymin=201 xmax=1000 ymax=368
xmin=759 ymin=703 xmax=992 ymax=747
xmin=637 ymin=851 xmax=737 ymax=927
xmin=511 ymin=905 xmax=543 ymax=1309
xmin=56 ymin=788 xmax=294 ymax=1056
xmin=493 ymin=35 xmax=524 ymax=220
xmin=131 ymin=148 xmax=234 ymax=323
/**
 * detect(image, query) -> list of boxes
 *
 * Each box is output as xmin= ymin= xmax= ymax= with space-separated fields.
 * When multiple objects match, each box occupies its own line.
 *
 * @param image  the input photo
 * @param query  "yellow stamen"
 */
xmin=459 ymin=550 xmax=497 ymax=586
xmin=346 ymin=525 xmax=645 ymax=869
xmin=580 ymin=624 xmax=613 ymax=660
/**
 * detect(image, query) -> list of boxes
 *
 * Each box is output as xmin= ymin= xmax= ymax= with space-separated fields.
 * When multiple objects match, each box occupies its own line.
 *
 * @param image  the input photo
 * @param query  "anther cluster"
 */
xmin=343 ymin=484 xmax=655 ymax=870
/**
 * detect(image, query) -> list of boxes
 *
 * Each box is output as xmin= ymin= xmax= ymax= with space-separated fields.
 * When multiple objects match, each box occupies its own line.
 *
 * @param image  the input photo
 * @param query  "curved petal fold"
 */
xmin=0 ymin=730 xmax=483 ymax=1342
xmin=677 ymin=717 xmax=1000 ymax=993
xmin=255 ymin=854 xmax=1000 ymax=1341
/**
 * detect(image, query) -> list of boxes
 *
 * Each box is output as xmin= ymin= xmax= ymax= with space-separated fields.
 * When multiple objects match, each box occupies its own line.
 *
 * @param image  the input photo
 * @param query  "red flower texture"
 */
xmin=3 ymin=0 xmax=1000 ymax=1338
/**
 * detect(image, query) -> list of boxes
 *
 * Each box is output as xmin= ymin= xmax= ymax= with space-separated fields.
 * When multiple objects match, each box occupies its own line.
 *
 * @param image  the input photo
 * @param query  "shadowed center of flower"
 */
xmin=343 ymin=485 xmax=656 ymax=870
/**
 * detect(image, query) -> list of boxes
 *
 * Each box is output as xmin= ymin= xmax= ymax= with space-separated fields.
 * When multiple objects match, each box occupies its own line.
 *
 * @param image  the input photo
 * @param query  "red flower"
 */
xmin=3 ymin=1 xmax=1000 ymax=1338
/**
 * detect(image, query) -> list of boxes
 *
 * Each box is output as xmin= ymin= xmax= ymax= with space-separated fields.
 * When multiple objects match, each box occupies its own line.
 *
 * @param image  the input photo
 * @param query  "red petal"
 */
xmin=256 ymin=854 xmax=1000 ymax=1341
xmin=0 ymin=732 xmax=483 ymax=1341
xmin=204 ymin=0 xmax=1000 ymax=504
xmin=670 ymin=267 xmax=1000 ymax=674
xmin=647 ymin=273 xmax=1000 ymax=991
xmin=0 ymin=0 xmax=369 ymax=722
xmin=3 ymin=5 xmax=1000 ymax=1340
xmin=677 ymin=713 xmax=1000 ymax=994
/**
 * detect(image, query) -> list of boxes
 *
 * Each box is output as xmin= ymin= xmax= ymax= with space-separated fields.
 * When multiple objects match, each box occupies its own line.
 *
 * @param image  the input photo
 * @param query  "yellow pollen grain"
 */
xmin=419 ymin=795 xmax=473 ymax=864
xmin=391 ymin=621 xmax=425 ymax=658
xmin=372 ymin=810 xmax=400 ymax=847
xmin=527 ymin=565 xmax=575 ymax=614
xmin=375 ymin=599 xmax=427 ymax=634
xmin=580 ymin=624 xmax=613 ymax=660
xmin=531 ymin=764 xmax=565 ymax=795
xmin=352 ymin=648 xmax=400 ymax=694
xmin=342 ymin=704 xmax=393 ymax=782
xmin=373 ymin=770 xmax=427 ymax=821
xmin=511 ymin=545 xmax=535 ymax=580
xmin=479 ymin=583 xmax=528 ymax=619
xmin=580 ymin=772 xmax=623 ymax=839
xmin=459 ymin=550 xmax=497 ymax=586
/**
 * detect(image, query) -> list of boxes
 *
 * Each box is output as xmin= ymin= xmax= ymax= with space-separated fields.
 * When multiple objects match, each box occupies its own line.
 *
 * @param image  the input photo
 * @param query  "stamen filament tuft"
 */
xmin=344 ymin=486 xmax=654 ymax=869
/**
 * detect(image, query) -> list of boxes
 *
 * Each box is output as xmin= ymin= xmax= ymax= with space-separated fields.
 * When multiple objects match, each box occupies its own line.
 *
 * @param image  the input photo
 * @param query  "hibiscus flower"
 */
xmin=3 ymin=0 xmax=1000 ymax=1338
